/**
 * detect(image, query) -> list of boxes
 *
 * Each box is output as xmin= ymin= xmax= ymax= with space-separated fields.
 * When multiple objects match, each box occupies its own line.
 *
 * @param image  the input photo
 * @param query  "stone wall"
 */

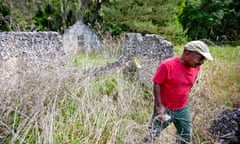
xmin=84 ymin=33 xmax=174 ymax=86
xmin=0 ymin=32 xmax=68 ymax=91
xmin=0 ymin=31 xmax=174 ymax=88
xmin=122 ymin=33 xmax=174 ymax=86
xmin=0 ymin=32 xmax=67 ymax=65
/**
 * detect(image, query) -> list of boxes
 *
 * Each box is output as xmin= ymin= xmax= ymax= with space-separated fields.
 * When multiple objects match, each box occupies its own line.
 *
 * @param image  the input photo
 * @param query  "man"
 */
xmin=143 ymin=40 xmax=213 ymax=144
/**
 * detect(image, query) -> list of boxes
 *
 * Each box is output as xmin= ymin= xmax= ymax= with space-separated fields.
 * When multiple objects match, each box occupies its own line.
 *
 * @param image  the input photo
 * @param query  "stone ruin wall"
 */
xmin=122 ymin=33 xmax=174 ymax=86
xmin=0 ymin=32 xmax=68 ymax=89
xmin=0 ymin=32 xmax=174 ymax=88
xmin=88 ymin=33 xmax=174 ymax=86
xmin=0 ymin=32 xmax=67 ymax=63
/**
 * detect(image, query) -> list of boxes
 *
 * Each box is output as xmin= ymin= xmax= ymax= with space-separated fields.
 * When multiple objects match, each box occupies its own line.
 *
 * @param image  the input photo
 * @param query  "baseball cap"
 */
xmin=184 ymin=40 xmax=213 ymax=60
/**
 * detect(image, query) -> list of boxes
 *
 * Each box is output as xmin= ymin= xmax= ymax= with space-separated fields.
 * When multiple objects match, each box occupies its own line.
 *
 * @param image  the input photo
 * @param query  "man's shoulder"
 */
xmin=162 ymin=56 xmax=178 ymax=65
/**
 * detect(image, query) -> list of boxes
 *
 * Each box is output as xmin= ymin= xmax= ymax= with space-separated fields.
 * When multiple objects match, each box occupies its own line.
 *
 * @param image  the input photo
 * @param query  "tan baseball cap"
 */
xmin=184 ymin=40 xmax=213 ymax=60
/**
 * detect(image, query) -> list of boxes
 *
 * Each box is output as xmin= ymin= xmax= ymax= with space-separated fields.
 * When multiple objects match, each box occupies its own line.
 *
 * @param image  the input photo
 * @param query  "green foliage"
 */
xmin=81 ymin=0 xmax=102 ymax=27
xmin=58 ymin=100 xmax=78 ymax=118
xmin=67 ymin=52 xmax=116 ymax=68
xmin=93 ymin=75 xmax=118 ymax=96
xmin=33 ymin=0 xmax=83 ymax=32
xmin=0 ymin=0 xmax=187 ymax=43
xmin=100 ymin=0 xmax=184 ymax=37
xmin=141 ymin=84 xmax=152 ymax=100
xmin=0 ymin=3 xmax=11 ymax=31
xmin=31 ymin=0 xmax=101 ymax=32
xmin=179 ymin=0 xmax=240 ymax=41
xmin=1 ymin=0 xmax=239 ymax=45
xmin=0 ymin=0 xmax=47 ymax=31
xmin=34 ymin=4 xmax=63 ymax=31
xmin=220 ymin=0 xmax=240 ymax=41
xmin=0 ymin=0 xmax=82 ymax=32
xmin=159 ymin=22 xmax=187 ymax=45
xmin=24 ymin=128 xmax=42 ymax=144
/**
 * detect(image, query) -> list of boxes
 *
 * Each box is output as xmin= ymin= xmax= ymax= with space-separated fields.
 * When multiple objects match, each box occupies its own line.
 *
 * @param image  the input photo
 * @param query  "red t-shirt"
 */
xmin=152 ymin=56 xmax=200 ymax=110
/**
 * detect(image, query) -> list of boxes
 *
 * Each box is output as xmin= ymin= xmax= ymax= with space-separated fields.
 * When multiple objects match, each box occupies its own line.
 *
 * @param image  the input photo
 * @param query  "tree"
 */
xmin=179 ymin=0 xmax=240 ymax=41
xmin=34 ymin=3 xmax=63 ymax=31
xmin=0 ymin=2 xmax=11 ymax=31
xmin=0 ymin=0 xmax=187 ymax=44
xmin=0 ymin=0 xmax=83 ymax=32
xmin=98 ymin=0 xmax=186 ymax=44
xmin=100 ymin=0 xmax=182 ymax=35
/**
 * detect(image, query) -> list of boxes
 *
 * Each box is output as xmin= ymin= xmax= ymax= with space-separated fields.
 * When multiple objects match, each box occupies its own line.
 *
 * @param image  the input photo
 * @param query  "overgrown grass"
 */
xmin=67 ymin=51 xmax=117 ymax=68
xmin=0 ymin=39 xmax=239 ymax=144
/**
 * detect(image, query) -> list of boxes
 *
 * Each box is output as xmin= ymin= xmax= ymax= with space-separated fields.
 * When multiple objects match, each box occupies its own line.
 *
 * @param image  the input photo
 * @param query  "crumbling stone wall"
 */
xmin=0 ymin=32 xmax=173 ymax=88
xmin=0 ymin=32 xmax=67 ymax=65
xmin=122 ymin=33 xmax=174 ymax=86
xmin=121 ymin=33 xmax=173 ymax=62
xmin=85 ymin=33 xmax=174 ymax=86
xmin=0 ymin=32 xmax=68 ymax=91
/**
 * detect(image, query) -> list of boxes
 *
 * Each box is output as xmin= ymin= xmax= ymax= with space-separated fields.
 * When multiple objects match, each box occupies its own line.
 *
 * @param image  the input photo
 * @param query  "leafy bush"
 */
xmin=179 ymin=0 xmax=240 ymax=41
xmin=0 ymin=3 xmax=11 ymax=31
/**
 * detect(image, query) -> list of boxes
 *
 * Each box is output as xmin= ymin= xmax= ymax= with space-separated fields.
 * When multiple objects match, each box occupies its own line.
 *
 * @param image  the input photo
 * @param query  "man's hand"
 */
xmin=156 ymin=104 xmax=166 ymax=121
xmin=153 ymin=83 xmax=167 ymax=121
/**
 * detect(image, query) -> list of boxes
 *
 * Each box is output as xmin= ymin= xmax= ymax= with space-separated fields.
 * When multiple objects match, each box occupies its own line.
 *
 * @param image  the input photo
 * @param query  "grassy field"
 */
xmin=0 ymin=39 xmax=239 ymax=144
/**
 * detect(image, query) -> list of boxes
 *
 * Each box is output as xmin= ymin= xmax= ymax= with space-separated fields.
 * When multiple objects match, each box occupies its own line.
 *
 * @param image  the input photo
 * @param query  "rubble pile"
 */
xmin=209 ymin=108 xmax=240 ymax=144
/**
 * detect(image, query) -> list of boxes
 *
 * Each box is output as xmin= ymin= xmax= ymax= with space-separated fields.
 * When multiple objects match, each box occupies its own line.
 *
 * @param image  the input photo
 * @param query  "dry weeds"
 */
xmin=0 ymin=40 xmax=239 ymax=144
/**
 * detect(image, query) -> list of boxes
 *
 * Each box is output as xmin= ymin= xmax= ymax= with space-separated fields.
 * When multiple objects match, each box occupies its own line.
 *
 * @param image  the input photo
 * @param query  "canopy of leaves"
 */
xmin=100 ymin=0 xmax=181 ymax=35
xmin=0 ymin=0 xmax=83 ymax=32
xmin=179 ymin=0 xmax=240 ymax=41
xmin=0 ymin=3 xmax=11 ymax=31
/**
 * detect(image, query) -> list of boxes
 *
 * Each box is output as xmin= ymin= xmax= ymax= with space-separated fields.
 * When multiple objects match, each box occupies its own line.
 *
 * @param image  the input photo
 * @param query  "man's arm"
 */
xmin=153 ymin=83 xmax=166 ymax=119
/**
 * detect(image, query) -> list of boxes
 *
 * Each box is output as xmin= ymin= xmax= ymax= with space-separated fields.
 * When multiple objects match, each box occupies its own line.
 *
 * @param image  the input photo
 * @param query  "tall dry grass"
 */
xmin=0 ymin=39 xmax=239 ymax=144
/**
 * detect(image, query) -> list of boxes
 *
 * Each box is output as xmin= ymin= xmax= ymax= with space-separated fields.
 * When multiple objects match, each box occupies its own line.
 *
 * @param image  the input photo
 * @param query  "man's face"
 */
xmin=185 ymin=51 xmax=205 ymax=67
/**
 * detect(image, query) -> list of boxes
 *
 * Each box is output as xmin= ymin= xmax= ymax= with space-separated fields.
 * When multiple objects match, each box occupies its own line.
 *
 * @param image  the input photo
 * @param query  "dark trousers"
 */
xmin=148 ymin=104 xmax=192 ymax=144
